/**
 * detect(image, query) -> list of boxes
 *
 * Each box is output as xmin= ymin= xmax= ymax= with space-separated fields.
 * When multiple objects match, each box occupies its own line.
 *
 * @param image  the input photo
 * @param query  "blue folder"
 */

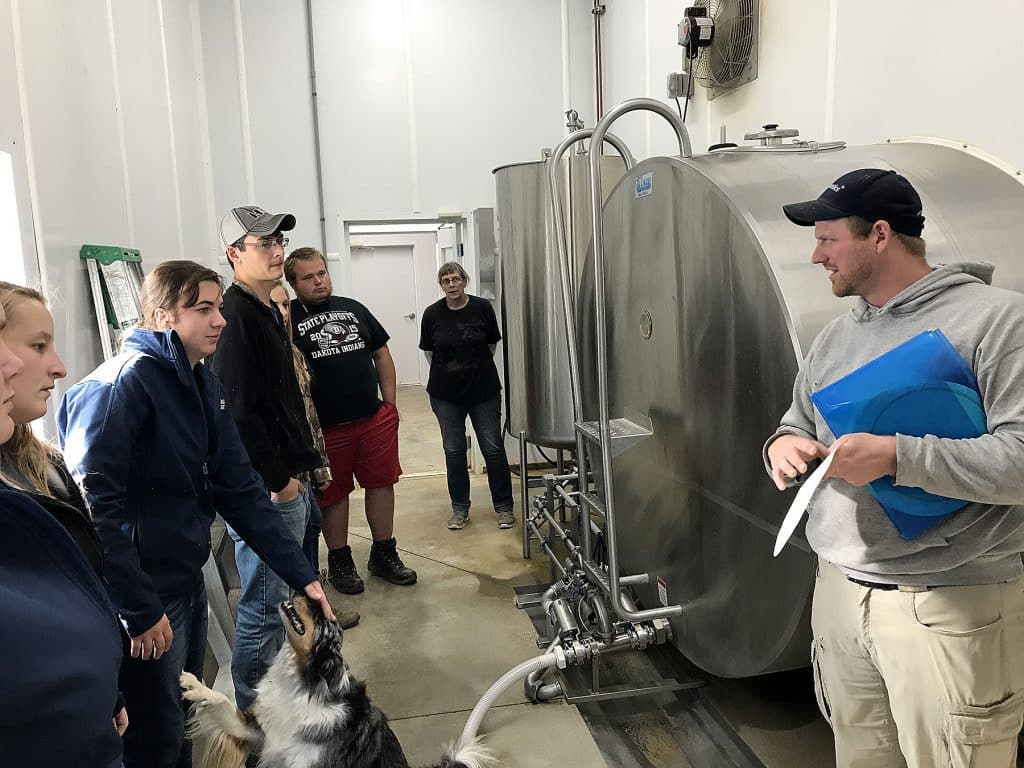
xmin=810 ymin=331 xmax=986 ymax=539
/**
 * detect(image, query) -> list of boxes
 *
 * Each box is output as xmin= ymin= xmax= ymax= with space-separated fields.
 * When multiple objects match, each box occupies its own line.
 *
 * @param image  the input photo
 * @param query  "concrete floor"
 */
xmin=393 ymin=386 xmax=446 ymax=476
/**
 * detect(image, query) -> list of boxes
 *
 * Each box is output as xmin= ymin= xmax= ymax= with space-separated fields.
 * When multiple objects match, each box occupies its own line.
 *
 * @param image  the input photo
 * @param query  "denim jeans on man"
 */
xmin=430 ymin=394 xmax=513 ymax=515
xmin=229 ymin=484 xmax=310 ymax=711
xmin=120 ymin=585 xmax=208 ymax=768
xmin=304 ymin=492 xmax=323 ymax=572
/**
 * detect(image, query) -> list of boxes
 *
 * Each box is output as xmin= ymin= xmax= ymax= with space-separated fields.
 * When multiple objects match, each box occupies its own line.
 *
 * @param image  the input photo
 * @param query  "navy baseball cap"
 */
xmin=783 ymin=169 xmax=925 ymax=237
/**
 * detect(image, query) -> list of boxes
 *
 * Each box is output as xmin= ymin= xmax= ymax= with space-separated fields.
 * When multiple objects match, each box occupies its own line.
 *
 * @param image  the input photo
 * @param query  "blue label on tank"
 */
xmin=634 ymin=171 xmax=653 ymax=198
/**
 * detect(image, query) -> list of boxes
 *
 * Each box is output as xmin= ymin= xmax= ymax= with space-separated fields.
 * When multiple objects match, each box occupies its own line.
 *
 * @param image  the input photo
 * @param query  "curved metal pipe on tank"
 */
xmin=589 ymin=98 xmax=691 ymax=623
xmin=547 ymin=129 xmax=635 ymax=423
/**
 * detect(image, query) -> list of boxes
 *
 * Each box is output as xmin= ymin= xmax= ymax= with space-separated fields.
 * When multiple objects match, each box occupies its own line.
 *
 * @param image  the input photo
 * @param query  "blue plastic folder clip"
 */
xmin=810 ymin=330 xmax=986 ymax=539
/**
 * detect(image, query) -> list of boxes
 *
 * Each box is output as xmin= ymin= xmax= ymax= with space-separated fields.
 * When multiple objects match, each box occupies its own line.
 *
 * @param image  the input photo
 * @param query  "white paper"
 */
xmin=773 ymin=451 xmax=835 ymax=557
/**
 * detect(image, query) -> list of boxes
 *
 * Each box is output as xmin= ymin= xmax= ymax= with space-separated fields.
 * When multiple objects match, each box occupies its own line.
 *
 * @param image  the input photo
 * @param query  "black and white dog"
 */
xmin=181 ymin=596 xmax=494 ymax=768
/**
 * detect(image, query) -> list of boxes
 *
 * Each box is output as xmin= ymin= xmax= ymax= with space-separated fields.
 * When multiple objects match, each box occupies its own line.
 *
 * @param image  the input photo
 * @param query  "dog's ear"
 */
xmin=307 ymin=620 xmax=347 ymax=696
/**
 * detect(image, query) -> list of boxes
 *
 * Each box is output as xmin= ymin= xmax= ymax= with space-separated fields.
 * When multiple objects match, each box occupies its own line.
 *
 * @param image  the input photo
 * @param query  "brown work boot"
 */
xmin=335 ymin=605 xmax=360 ymax=629
xmin=326 ymin=596 xmax=359 ymax=629
xmin=318 ymin=574 xmax=361 ymax=629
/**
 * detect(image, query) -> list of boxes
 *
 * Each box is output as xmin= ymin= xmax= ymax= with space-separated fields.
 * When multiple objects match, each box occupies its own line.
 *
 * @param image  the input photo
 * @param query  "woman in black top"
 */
xmin=419 ymin=262 xmax=514 ymax=530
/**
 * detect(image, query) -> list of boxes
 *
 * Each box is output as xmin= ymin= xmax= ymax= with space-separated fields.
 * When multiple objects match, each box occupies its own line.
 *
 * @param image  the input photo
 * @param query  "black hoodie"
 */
xmin=208 ymin=283 xmax=320 ymax=492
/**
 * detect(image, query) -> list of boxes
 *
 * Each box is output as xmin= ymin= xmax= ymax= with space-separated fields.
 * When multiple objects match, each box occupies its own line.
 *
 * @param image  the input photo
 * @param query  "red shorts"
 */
xmin=318 ymin=402 xmax=402 ymax=507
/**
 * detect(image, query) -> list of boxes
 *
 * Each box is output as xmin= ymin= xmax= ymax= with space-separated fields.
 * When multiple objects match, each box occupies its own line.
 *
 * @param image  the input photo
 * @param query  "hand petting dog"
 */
xmin=303 ymin=580 xmax=335 ymax=622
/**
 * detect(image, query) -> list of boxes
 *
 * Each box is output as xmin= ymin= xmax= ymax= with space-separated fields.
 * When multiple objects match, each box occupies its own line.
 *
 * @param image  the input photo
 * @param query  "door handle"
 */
xmin=404 ymin=312 xmax=416 ymax=319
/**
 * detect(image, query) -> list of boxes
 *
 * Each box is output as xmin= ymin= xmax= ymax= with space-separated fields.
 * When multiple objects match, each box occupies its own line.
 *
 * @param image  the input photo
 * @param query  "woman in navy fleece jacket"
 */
xmin=0 ymin=291 xmax=124 ymax=768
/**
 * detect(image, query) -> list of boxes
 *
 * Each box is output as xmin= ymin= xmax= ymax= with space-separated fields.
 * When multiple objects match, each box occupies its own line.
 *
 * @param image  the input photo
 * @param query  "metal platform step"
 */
xmin=579 ymin=490 xmax=607 ymax=519
xmin=575 ymin=411 xmax=653 ymax=458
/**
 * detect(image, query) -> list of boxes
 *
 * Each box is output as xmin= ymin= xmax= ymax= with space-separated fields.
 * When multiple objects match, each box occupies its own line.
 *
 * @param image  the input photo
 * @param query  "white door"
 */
xmin=349 ymin=245 xmax=421 ymax=385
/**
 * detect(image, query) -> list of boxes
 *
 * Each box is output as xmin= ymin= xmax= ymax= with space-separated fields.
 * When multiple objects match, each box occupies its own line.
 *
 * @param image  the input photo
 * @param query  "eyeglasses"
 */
xmin=440 ymin=276 xmax=465 ymax=286
xmin=235 ymin=235 xmax=289 ymax=251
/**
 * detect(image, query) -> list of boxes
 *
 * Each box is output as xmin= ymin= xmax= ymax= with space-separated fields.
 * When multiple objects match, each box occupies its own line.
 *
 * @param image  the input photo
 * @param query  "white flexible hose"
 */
xmin=460 ymin=653 xmax=559 ymax=746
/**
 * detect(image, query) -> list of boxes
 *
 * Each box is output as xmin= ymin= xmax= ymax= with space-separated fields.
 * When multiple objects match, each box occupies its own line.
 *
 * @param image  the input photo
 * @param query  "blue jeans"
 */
xmin=430 ymin=395 xmax=514 ymax=515
xmin=304 ymin=492 xmax=323 ymax=572
xmin=120 ymin=585 xmax=208 ymax=768
xmin=228 ymin=485 xmax=310 ymax=711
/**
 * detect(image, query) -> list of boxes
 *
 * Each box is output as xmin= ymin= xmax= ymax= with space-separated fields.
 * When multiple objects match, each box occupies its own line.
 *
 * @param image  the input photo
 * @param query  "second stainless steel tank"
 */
xmin=495 ymin=153 xmax=625 ymax=447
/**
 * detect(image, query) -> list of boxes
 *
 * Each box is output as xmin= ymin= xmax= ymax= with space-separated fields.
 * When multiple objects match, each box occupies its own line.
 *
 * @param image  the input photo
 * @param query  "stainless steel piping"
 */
xmin=529 ymin=518 xmax=568 ymax=577
xmin=546 ymin=130 xmax=634 ymax=568
xmin=580 ymin=591 xmax=613 ymax=640
xmin=588 ymin=98 xmax=691 ymax=623
xmin=592 ymin=1 xmax=606 ymax=119
xmin=553 ymin=483 xmax=579 ymax=509
xmin=535 ymin=492 xmax=580 ymax=558
xmin=549 ymin=130 xmax=635 ymax=313
xmin=535 ymin=679 xmax=563 ymax=701
xmin=304 ymin=0 xmax=329 ymax=253
xmin=520 ymin=431 xmax=530 ymax=559
xmin=550 ymin=599 xmax=580 ymax=638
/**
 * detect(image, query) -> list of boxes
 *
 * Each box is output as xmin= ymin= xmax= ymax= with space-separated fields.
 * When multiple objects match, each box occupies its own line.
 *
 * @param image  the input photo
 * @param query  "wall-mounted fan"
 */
xmin=679 ymin=0 xmax=759 ymax=100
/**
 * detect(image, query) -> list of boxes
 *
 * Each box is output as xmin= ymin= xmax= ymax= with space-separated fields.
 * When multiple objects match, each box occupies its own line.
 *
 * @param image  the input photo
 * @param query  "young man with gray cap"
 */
xmin=209 ymin=206 xmax=359 ymax=712
xmin=764 ymin=169 xmax=1024 ymax=767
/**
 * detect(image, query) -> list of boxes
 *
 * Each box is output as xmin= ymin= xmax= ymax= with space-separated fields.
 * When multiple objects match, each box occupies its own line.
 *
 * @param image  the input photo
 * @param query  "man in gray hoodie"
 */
xmin=766 ymin=169 xmax=1024 ymax=768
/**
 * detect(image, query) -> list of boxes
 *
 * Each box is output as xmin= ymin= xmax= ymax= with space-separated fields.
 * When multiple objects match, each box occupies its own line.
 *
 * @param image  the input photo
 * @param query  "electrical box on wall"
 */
xmin=667 ymin=72 xmax=688 ymax=99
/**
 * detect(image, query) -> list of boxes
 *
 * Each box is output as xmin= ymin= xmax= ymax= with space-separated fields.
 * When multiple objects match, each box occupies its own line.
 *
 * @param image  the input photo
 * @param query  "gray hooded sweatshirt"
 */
xmin=766 ymin=262 xmax=1024 ymax=586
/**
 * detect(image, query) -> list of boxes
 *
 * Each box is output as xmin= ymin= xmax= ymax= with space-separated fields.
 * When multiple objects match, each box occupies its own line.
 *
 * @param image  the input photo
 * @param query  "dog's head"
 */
xmin=278 ymin=597 xmax=348 ymax=698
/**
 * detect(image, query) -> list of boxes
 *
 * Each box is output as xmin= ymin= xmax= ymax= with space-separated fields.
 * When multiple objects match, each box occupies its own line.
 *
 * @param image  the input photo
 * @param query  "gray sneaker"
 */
xmin=496 ymin=510 xmax=516 ymax=529
xmin=447 ymin=509 xmax=469 ymax=530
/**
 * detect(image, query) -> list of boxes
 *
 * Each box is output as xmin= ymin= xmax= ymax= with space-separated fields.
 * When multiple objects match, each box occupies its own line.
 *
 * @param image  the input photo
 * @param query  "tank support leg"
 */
xmin=520 ymin=430 xmax=530 ymax=559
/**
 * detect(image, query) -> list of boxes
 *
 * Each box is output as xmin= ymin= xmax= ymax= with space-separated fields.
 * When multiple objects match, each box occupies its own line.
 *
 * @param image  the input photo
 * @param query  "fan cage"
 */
xmin=692 ymin=0 xmax=758 ymax=93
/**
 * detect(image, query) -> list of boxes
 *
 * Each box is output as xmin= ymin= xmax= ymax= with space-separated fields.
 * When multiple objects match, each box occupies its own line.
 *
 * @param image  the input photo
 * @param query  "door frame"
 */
xmin=338 ymin=214 xmax=492 ymax=472
xmin=337 ymin=214 xmax=475 ymax=398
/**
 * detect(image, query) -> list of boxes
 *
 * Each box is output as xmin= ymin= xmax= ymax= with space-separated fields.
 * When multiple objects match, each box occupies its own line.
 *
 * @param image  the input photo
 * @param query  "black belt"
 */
xmin=847 ymin=577 xmax=898 ymax=591
xmin=847 ymin=576 xmax=932 ymax=592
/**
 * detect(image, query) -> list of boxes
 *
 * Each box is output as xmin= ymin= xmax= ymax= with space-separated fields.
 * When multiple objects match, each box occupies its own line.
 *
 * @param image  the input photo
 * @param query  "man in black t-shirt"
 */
xmin=284 ymin=247 xmax=417 ymax=595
